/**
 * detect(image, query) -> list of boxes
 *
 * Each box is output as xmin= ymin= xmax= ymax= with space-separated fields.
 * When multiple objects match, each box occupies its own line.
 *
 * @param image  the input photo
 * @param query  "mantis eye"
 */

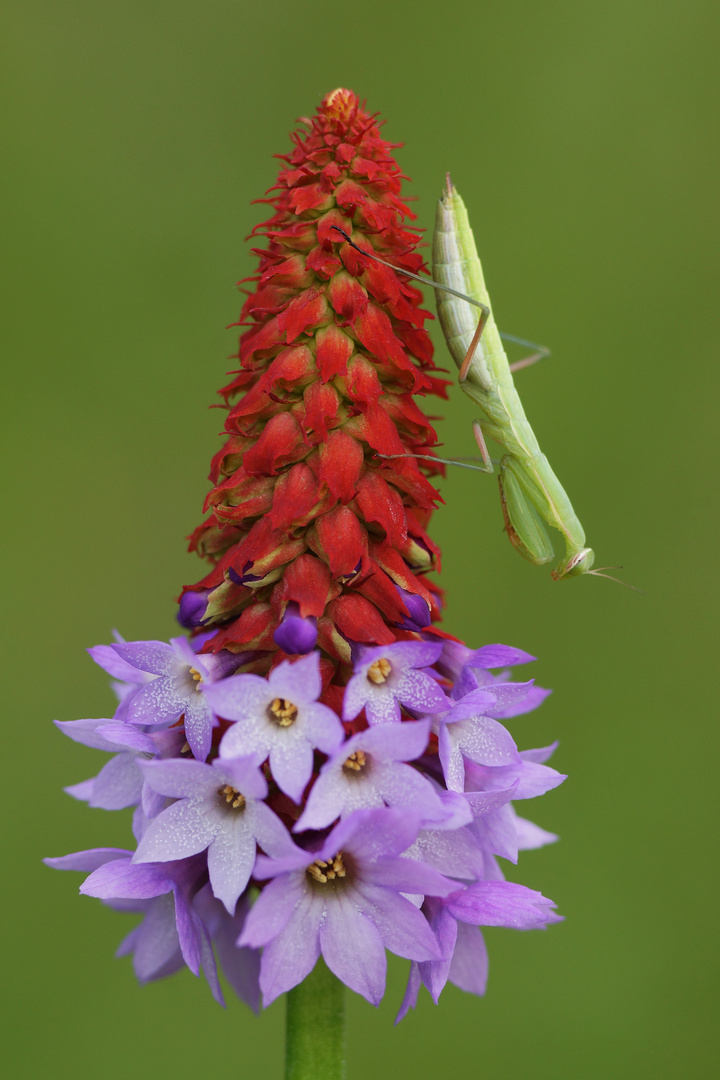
xmin=551 ymin=548 xmax=595 ymax=580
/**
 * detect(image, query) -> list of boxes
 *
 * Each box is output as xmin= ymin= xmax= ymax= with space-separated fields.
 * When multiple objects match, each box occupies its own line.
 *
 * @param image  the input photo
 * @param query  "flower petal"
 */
xmin=207 ymin=815 xmax=257 ymax=913
xmin=319 ymin=894 xmax=387 ymax=1005
xmin=134 ymin=800 xmax=220 ymax=864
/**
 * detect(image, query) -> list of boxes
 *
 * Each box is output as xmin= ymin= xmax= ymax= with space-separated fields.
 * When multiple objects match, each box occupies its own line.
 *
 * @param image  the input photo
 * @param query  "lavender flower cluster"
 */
xmin=47 ymin=632 xmax=564 ymax=1013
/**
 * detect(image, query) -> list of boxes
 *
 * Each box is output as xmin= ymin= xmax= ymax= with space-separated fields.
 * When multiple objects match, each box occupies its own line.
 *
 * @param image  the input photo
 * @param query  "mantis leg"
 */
xmin=500 ymin=332 xmax=551 ymax=374
xmin=471 ymin=420 xmax=494 ymax=473
xmin=458 ymin=307 xmax=490 ymax=383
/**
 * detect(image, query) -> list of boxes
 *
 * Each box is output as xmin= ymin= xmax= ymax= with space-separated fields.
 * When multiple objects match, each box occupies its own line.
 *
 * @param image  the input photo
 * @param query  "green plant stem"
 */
xmin=285 ymin=960 xmax=346 ymax=1080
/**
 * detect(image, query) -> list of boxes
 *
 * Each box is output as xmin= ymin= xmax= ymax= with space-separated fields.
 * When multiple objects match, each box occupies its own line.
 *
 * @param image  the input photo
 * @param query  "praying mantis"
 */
xmin=431 ymin=177 xmax=595 ymax=580
xmin=333 ymin=182 xmax=629 ymax=584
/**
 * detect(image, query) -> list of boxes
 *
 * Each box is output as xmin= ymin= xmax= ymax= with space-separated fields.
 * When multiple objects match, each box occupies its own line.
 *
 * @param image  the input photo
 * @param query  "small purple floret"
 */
xmin=177 ymin=589 xmax=211 ymax=628
xmin=393 ymin=586 xmax=432 ymax=631
xmin=110 ymin=636 xmax=220 ymax=761
xmin=273 ymin=602 xmax=318 ymax=654
xmin=343 ymin=640 xmax=448 ymax=726
xmin=203 ymin=651 xmax=343 ymax=802
xmin=241 ymin=807 xmax=456 ymax=1006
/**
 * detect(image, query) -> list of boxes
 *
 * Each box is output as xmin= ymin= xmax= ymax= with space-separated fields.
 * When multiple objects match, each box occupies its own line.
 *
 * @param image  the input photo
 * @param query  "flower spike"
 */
xmin=47 ymin=91 xmax=564 ymax=1026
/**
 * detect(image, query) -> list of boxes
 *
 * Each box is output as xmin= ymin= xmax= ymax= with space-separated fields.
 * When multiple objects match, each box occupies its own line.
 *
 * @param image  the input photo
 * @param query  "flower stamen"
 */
xmin=343 ymin=749 xmax=367 ymax=773
xmin=218 ymin=784 xmax=246 ymax=810
xmin=367 ymin=658 xmax=391 ymax=685
xmin=307 ymin=852 xmax=346 ymax=884
xmin=268 ymin=697 xmax=299 ymax=727
xmin=189 ymin=667 xmax=203 ymax=690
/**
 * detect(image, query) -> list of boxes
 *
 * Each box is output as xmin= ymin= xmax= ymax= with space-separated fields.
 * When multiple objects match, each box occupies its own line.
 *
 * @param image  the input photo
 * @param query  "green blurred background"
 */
xmin=3 ymin=1 xmax=718 ymax=1076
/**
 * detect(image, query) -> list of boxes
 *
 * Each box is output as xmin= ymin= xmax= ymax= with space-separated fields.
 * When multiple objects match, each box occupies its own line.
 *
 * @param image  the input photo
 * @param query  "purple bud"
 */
xmin=273 ymin=603 xmax=318 ymax=655
xmin=177 ymin=589 xmax=210 ymax=628
xmin=393 ymin=586 xmax=431 ymax=631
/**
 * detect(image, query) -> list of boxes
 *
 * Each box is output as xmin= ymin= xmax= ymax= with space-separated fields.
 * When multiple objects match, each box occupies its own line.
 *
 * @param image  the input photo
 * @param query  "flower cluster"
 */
xmin=47 ymin=89 xmax=564 ymax=1014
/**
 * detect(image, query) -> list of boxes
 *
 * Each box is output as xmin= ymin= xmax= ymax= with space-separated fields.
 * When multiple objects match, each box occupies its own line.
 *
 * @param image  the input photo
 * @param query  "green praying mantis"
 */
xmin=332 ymin=181 xmax=630 ymax=585
xmin=431 ymin=177 xmax=595 ymax=580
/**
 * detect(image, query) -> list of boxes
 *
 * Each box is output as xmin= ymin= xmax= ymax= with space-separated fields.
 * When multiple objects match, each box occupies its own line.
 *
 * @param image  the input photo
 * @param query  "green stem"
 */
xmin=285 ymin=960 xmax=346 ymax=1080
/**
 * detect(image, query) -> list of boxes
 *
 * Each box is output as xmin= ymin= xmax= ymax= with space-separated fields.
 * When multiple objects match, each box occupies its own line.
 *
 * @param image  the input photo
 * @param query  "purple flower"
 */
xmin=393 ymin=586 xmax=431 ymax=631
xmin=436 ymin=641 xmax=551 ymax=717
xmin=404 ymin=789 xmax=502 ymax=882
xmin=397 ymin=882 xmax=560 ymax=1020
xmin=240 ymin=807 xmax=457 ymax=1006
xmin=273 ymin=602 xmax=318 ymax=655
xmin=44 ymin=848 xmax=224 ymax=1002
xmin=435 ymin=641 xmax=537 ymax=685
xmin=88 ymin=638 xmax=156 ymax=722
xmin=343 ymin=640 xmax=448 ymax=727
xmin=56 ymin=718 xmax=184 ymax=814
xmin=202 ymin=652 xmax=344 ymax=803
xmin=177 ymin=589 xmax=212 ymax=628
xmin=464 ymin=743 xmax=566 ymax=801
xmin=294 ymin=719 xmax=448 ymax=832
xmin=110 ymin=636 xmax=232 ymax=761
xmin=434 ymin=685 xmax=533 ymax=791
xmin=133 ymin=755 xmax=293 ymax=913
xmin=50 ymin=626 xmax=565 ymax=1011
xmin=194 ymin=889 xmax=261 ymax=1012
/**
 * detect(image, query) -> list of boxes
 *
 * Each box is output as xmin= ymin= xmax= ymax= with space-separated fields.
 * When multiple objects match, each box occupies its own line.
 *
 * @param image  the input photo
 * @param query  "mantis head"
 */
xmin=551 ymin=548 xmax=595 ymax=580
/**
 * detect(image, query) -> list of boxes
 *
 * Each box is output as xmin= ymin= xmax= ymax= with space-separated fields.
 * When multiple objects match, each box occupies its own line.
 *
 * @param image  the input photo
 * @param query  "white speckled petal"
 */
xmin=111 ymin=641 xmax=177 ymax=677
xmin=220 ymin=709 xmax=274 ymax=760
xmin=207 ymin=814 xmax=256 ymax=912
xmin=371 ymin=761 xmax=446 ymax=819
xmin=365 ymin=690 xmax=401 ymax=726
xmin=89 ymin=753 xmax=143 ymax=810
xmin=202 ymin=674 xmax=272 ymax=723
xmin=396 ymin=667 xmax=448 ymax=714
xmin=125 ymin=677 xmax=184 ymax=727
xmin=139 ymin=758 xmax=218 ymax=799
xmin=300 ymin=702 xmax=344 ymax=752
xmin=320 ymin=894 xmax=387 ymax=1005
xmin=183 ymin=694 xmax=214 ymax=762
xmin=258 ymin=891 xmax=323 ymax=1005
xmin=438 ymin=724 xmax=466 ymax=792
xmin=246 ymin=800 xmax=295 ymax=857
xmin=268 ymin=652 xmax=321 ymax=703
xmin=133 ymin=799 xmax=220 ymax=863
xmin=269 ymin=736 xmax=314 ymax=802
xmin=453 ymin=716 xmax=519 ymax=767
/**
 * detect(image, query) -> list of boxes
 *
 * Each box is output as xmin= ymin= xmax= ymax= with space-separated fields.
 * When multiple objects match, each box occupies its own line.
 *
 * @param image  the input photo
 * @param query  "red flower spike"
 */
xmin=183 ymin=89 xmax=448 ymax=682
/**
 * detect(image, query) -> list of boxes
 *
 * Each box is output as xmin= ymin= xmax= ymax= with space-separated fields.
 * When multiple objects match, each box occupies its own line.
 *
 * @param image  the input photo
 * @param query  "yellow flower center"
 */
xmin=218 ymin=785 xmax=246 ymax=811
xmin=343 ymin=750 xmax=367 ymax=773
xmin=189 ymin=667 xmax=203 ymax=690
xmin=367 ymin=658 xmax=391 ymax=685
xmin=307 ymin=852 xmax=347 ymax=884
xmin=268 ymin=697 xmax=299 ymax=727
